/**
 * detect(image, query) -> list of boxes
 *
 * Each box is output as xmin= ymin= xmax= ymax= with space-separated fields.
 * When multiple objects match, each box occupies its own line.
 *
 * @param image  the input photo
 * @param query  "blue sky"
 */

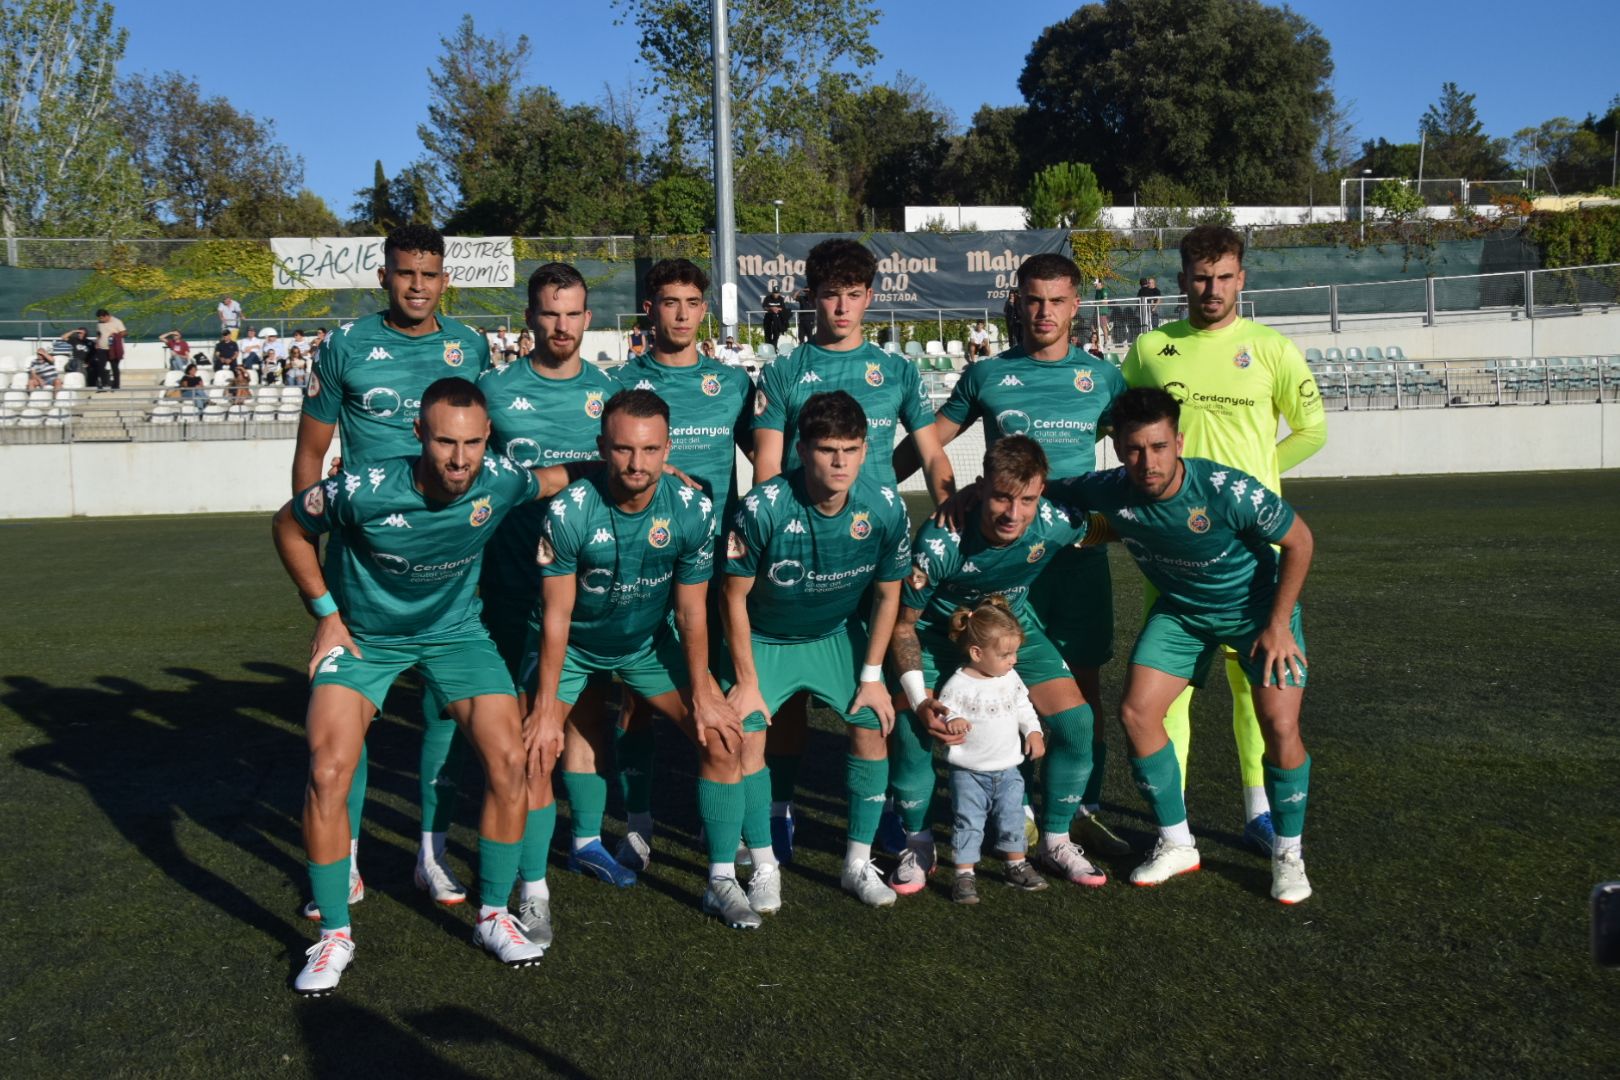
xmin=117 ymin=0 xmax=1618 ymax=213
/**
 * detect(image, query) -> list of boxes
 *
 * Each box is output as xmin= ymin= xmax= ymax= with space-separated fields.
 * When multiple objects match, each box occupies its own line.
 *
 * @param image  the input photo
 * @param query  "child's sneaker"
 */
xmin=1004 ymin=860 xmax=1049 ymax=891
xmin=951 ymin=872 xmax=979 ymax=905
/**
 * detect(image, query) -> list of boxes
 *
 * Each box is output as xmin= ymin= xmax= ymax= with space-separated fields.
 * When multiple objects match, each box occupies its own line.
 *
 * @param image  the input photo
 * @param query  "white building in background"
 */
xmin=903 ymin=204 xmax=1500 ymax=232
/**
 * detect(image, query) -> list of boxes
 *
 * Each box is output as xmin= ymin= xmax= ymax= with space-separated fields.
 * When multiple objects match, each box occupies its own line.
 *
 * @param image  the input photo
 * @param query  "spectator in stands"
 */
xmin=28 ymin=346 xmax=62 ymax=389
xmin=214 ymin=331 xmax=240 ymax=371
xmin=217 ymin=295 xmax=243 ymax=340
xmin=492 ymin=324 xmax=515 ymax=357
xmin=227 ymin=364 xmax=253 ymax=405
xmin=698 ymin=338 xmax=716 ymax=360
xmin=1092 ymin=278 xmax=1111 ymax=344
xmin=628 ymin=321 xmax=650 ymax=358
xmin=261 ymin=347 xmax=283 ymax=385
xmin=177 ymin=363 xmax=206 ymax=413
xmin=282 ymin=347 xmax=310 ymax=386
xmin=93 ymin=308 xmax=126 ymax=391
xmin=1002 ymin=289 xmax=1022 ymax=349
xmin=310 ymin=328 xmax=328 ymax=357
xmin=289 ymin=329 xmax=311 ymax=359
xmin=516 ymin=331 xmax=534 ymax=360
xmin=161 ymin=330 xmax=191 ymax=371
xmin=762 ymin=287 xmax=788 ymax=348
xmin=238 ymin=327 xmax=263 ymax=368
xmin=261 ymin=328 xmax=285 ymax=367
xmin=51 ymin=329 xmax=84 ymax=375
xmin=1085 ymin=327 xmax=1105 ymax=361
xmin=718 ymin=335 xmax=745 ymax=365
xmin=1137 ymin=276 xmax=1162 ymax=331
xmin=966 ymin=320 xmax=992 ymax=362
xmin=794 ymin=285 xmax=815 ymax=342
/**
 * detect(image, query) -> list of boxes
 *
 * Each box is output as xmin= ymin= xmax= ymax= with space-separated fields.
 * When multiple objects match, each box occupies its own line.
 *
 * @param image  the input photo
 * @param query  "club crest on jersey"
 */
xmin=864 ymin=361 xmax=884 ymax=387
xmin=701 ymin=373 xmax=723 ymax=397
xmin=726 ymin=530 xmax=747 ymax=560
xmin=536 ymin=535 xmax=555 ymax=566
xmin=753 ymin=390 xmax=767 ymax=416
xmin=1233 ymin=349 xmax=1252 ymax=369
xmin=850 ymin=511 xmax=872 ymax=540
xmin=648 ymin=518 xmax=672 ymax=548
xmin=1026 ymin=540 xmax=1047 ymax=563
xmin=1187 ymin=506 xmax=1212 ymax=533
xmin=444 ymin=341 xmax=466 ymax=367
xmin=302 ymin=485 xmax=325 ymax=516
xmin=306 ymin=370 xmax=321 ymax=398
xmin=584 ymin=390 xmax=605 ymax=418
xmin=908 ymin=565 xmax=929 ymax=590
xmin=468 ymin=496 xmax=493 ymax=527
xmin=1074 ymin=369 xmax=1095 ymax=393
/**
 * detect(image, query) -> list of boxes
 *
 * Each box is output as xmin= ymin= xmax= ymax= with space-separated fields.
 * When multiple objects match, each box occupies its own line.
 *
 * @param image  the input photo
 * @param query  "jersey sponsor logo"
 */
xmin=768 ymin=559 xmax=805 ymax=587
xmin=998 ymin=374 xmax=1024 ymax=387
xmin=381 ymin=513 xmax=410 ymax=528
xmin=1157 ymin=344 xmax=1180 ymax=357
xmin=306 ymin=370 xmax=321 ymax=398
xmin=580 ymin=567 xmax=613 ymax=593
xmin=701 ymin=373 xmax=723 ymax=396
xmin=850 ymin=511 xmax=871 ymax=540
xmin=509 ymin=396 xmax=535 ymax=411
xmin=1163 ymin=381 xmax=1189 ymax=403
xmin=907 ymin=563 xmax=929 ymax=590
xmin=362 ymin=386 xmax=403 ymax=417
xmin=784 ymin=519 xmax=806 ymax=534
xmin=1026 ymin=540 xmax=1047 ymax=563
xmin=373 ymin=551 xmax=411 ymax=575
xmin=648 ymin=517 xmax=672 ymax=548
xmin=536 ymin=535 xmax=556 ymax=566
xmin=444 ymin=341 xmax=466 ymax=367
xmin=864 ymin=361 xmax=884 ymax=387
xmin=584 ymin=390 xmax=605 ymax=418
xmin=1299 ymin=377 xmax=1320 ymax=404
xmin=726 ymin=530 xmax=747 ymax=559
xmin=302 ymin=485 xmax=325 ymax=516
xmin=590 ymin=528 xmax=614 ymax=545
xmin=1233 ymin=349 xmax=1252 ymax=369
xmin=1187 ymin=506 xmax=1212 ymax=533
xmin=366 ymin=347 xmax=393 ymax=361
xmin=1075 ymin=369 xmax=1095 ymax=393
xmin=469 ymin=496 xmax=493 ymax=527
xmin=995 ymin=409 xmax=1031 ymax=435
xmin=504 ymin=438 xmax=541 ymax=467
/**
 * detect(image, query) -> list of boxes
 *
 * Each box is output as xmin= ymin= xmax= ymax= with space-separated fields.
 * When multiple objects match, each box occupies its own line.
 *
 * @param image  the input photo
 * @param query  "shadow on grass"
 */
xmin=297 ymin=999 xmax=593 ymax=1078
xmin=406 ymin=1005 xmax=592 ymax=1078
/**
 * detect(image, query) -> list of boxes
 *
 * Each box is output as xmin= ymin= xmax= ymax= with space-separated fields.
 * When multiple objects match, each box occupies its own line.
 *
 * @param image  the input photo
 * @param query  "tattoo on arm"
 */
xmin=889 ymin=609 xmax=924 ymax=673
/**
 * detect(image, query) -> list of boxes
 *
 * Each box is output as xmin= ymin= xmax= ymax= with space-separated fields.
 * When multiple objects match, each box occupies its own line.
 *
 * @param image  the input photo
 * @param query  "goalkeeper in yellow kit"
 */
xmin=1121 ymin=225 xmax=1327 ymax=851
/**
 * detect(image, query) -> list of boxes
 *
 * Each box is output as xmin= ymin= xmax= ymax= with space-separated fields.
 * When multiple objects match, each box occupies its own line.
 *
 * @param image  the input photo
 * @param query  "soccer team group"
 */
xmin=272 ymin=223 xmax=1328 ymax=995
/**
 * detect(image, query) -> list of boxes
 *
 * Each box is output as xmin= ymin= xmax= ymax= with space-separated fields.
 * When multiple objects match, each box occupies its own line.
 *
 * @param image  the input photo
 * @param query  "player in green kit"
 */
xmin=274 ymin=379 xmax=549 ymax=996
xmin=751 ymin=238 xmax=952 ymax=857
xmin=416 ymin=262 xmax=624 ymax=943
xmin=291 ymin=224 xmax=493 ymax=920
xmin=720 ymin=391 xmax=912 ymax=912
xmin=1047 ymin=388 xmax=1316 ymax=903
xmin=609 ymin=258 xmax=755 ymax=873
xmin=888 ymin=436 xmax=1110 ymax=894
xmin=896 ymin=252 xmax=1132 ymax=862
xmin=524 ymin=389 xmax=754 ymax=929
xmin=1122 ymin=226 xmax=1326 ymax=853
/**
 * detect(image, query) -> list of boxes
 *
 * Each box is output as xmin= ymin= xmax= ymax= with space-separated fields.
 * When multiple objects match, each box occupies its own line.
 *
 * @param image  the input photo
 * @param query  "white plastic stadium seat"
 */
xmin=162 ymin=370 xmax=183 ymax=387
xmin=253 ymin=398 xmax=277 ymax=415
xmin=924 ymin=339 xmax=944 ymax=355
xmin=62 ymin=372 xmax=86 ymax=390
xmin=18 ymin=407 xmax=44 ymax=427
xmin=947 ymin=340 xmax=965 ymax=357
xmin=202 ymin=405 xmax=226 ymax=422
xmin=276 ymin=404 xmax=301 ymax=422
xmin=227 ymin=404 xmax=248 ymax=418
xmin=212 ymin=369 xmax=234 ymax=386
xmin=0 ymin=356 xmax=18 ymax=373
xmin=3 ymin=389 xmax=25 ymax=407
xmin=9 ymin=373 xmax=28 ymax=389
xmin=149 ymin=403 xmax=178 ymax=424
xmin=55 ymin=389 xmax=80 ymax=408
xmin=27 ymin=390 xmax=53 ymax=407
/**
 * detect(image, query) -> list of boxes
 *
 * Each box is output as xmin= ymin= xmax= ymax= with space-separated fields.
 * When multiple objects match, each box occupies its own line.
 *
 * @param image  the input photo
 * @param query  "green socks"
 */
xmin=1263 ymin=755 xmax=1312 ymax=839
xmin=1038 ymin=705 xmax=1094 ymax=833
xmin=308 ymin=856 xmax=351 ymax=933
xmin=562 ymin=771 xmax=609 ymax=840
xmin=477 ymin=836 xmax=521 ymax=909
xmin=1082 ymin=735 xmax=1108 ymax=806
xmin=1129 ymin=742 xmax=1188 ymax=828
xmin=765 ymin=752 xmax=802 ymax=805
xmin=845 ymin=755 xmax=889 ymax=844
xmin=518 ymin=804 xmax=557 ymax=883
xmin=889 ymin=711 xmax=936 ymax=832
xmin=741 ymin=768 xmax=773 ymax=850
xmin=347 ymin=743 xmax=368 ymax=841
xmin=418 ymin=710 xmax=470 ymax=834
xmin=696 ymin=779 xmax=745 ymax=864
xmin=615 ymin=726 xmax=657 ymax=815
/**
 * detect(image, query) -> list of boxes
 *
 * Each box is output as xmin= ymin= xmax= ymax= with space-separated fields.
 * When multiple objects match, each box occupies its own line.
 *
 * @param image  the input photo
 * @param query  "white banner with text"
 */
xmin=270 ymin=236 xmax=514 ymax=289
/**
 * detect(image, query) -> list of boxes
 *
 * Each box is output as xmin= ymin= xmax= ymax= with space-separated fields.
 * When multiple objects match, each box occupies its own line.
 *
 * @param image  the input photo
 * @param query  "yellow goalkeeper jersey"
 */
xmin=1122 ymin=316 xmax=1326 ymax=491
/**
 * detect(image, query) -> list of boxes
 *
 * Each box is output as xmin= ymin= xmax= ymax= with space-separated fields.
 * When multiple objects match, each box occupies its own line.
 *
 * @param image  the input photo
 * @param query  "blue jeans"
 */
xmin=949 ymin=765 xmax=1026 ymax=865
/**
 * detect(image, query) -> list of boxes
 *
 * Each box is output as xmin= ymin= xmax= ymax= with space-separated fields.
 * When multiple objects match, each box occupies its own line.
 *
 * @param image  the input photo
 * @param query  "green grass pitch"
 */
xmin=2 ymin=471 xmax=1618 ymax=1077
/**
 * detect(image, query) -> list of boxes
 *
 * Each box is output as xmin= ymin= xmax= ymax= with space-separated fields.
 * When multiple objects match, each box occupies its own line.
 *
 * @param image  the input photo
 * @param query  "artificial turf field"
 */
xmin=2 ymin=470 xmax=1618 ymax=1078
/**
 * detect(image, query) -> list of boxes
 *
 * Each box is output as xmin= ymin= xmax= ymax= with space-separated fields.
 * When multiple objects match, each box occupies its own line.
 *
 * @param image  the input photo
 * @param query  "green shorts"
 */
xmin=524 ymin=628 xmax=691 ymax=706
xmin=1027 ymin=544 xmax=1114 ymax=668
xmin=893 ymin=616 xmax=1074 ymax=700
xmin=718 ymin=621 xmax=881 ymax=732
xmin=1132 ymin=599 xmax=1308 ymax=689
xmin=312 ymin=635 xmax=516 ymax=713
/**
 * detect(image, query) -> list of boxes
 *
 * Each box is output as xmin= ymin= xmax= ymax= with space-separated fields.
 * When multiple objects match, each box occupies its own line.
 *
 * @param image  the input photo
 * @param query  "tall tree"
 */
xmin=0 ymin=0 xmax=145 ymax=241
xmin=941 ymin=105 xmax=1028 ymax=205
xmin=120 ymin=72 xmax=307 ymax=236
xmin=1018 ymin=0 xmax=1334 ymax=203
xmin=828 ymin=76 xmax=953 ymax=219
xmin=416 ymin=15 xmax=531 ymax=215
xmin=1024 ymin=162 xmax=1109 ymax=228
xmin=1418 ymin=82 xmax=1509 ymax=180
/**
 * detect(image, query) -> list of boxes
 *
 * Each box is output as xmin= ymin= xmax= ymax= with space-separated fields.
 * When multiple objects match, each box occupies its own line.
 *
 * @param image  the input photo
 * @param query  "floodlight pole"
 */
xmin=711 ymin=0 xmax=738 ymax=339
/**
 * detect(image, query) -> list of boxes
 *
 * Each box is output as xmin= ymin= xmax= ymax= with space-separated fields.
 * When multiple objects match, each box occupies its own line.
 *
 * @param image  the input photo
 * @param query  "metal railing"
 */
xmin=1307 ymin=357 xmax=1620 ymax=410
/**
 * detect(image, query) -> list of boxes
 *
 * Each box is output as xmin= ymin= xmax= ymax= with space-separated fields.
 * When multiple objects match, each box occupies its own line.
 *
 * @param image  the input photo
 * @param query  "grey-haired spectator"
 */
xmin=218 ymin=295 xmax=242 ymax=339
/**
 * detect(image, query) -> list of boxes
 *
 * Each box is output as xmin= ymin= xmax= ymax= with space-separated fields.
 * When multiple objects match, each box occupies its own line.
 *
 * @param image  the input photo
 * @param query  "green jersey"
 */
xmin=290 ymin=453 xmax=539 ymax=643
xmin=725 ymin=468 xmax=912 ymax=644
xmin=903 ymin=499 xmax=1090 ymax=633
xmin=539 ymin=474 xmax=717 ymax=654
xmin=753 ymin=341 xmax=933 ymax=486
xmin=477 ymin=358 xmax=621 ymax=602
xmin=1049 ymin=458 xmax=1296 ymax=616
xmin=302 ymin=311 xmax=493 ymax=461
xmin=1122 ymin=317 xmax=1325 ymax=492
xmin=615 ymin=353 xmax=753 ymax=508
xmin=938 ymin=345 xmax=1127 ymax=476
